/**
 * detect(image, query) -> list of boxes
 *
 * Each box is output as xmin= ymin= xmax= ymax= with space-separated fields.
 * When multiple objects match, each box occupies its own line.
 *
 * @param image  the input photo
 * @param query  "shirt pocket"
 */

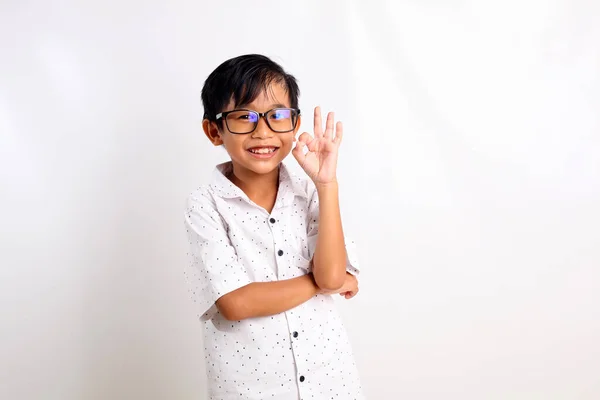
xmin=294 ymin=253 xmax=311 ymax=274
xmin=282 ymin=226 xmax=311 ymax=273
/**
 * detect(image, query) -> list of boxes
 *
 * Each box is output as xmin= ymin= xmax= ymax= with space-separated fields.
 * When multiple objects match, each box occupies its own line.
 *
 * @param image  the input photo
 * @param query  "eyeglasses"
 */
xmin=215 ymin=108 xmax=300 ymax=134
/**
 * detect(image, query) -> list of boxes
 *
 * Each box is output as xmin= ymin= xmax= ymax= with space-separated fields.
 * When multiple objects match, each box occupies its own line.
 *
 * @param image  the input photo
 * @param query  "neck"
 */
xmin=228 ymin=162 xmax=280 ymax=205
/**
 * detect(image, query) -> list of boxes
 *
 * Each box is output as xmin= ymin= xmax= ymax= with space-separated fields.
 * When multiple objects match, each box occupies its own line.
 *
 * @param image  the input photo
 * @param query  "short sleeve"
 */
xmin=305 ymin=184 xmax=361 ymax=276
xmin=184 ymin=192 xmax=252 ymax=321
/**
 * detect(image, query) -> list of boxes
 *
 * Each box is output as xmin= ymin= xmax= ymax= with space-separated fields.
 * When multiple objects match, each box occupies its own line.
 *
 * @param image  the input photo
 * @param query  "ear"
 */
xmin=203 ymin=119 xmax=224 ymax=146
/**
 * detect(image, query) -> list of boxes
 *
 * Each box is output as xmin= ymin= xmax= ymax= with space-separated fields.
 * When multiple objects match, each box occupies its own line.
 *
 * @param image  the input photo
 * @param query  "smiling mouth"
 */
xmin=248 ymin=146 xmax=279 ymax=154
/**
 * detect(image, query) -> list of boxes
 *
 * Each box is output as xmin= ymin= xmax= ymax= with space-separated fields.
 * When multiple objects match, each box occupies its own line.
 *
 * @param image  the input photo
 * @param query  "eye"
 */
xmin=270 ymin=109 xmax=291 ymax=120
xmin=230 ymin=112 xmax=257 ymax=122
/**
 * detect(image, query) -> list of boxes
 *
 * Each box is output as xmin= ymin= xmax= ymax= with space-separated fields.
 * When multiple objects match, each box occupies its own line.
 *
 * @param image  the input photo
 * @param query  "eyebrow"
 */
xmin=236 ymin=103 xmax=289 ymax=110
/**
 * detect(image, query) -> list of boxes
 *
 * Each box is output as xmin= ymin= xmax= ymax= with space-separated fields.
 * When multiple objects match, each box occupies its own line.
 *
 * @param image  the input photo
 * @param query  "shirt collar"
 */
xmin=209 ymin=161 xmax=308 ymax=200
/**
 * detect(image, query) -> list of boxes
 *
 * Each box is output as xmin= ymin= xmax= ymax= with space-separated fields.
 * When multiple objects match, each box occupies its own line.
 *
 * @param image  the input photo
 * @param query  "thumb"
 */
xmin=292 ymin=140 xmax=306 ymax=163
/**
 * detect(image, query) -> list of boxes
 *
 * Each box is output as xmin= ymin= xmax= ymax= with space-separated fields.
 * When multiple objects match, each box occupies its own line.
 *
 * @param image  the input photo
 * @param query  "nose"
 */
xmin=251 ymin=116 xmax=274 ymax=139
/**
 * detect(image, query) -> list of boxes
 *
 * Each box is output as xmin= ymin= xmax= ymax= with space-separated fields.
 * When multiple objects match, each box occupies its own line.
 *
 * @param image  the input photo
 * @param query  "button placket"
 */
xmin=268 ymin=213 xmax=285 ymax=280
xmin=271 ymin=198 xmax=307 ymax=389
xmin=287 ymin=312 xmax=307 ymax=393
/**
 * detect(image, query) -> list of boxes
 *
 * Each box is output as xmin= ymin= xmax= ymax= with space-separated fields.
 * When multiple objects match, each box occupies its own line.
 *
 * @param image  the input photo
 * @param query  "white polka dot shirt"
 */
xmin=184 ymin=161 xmax=365 ymax=400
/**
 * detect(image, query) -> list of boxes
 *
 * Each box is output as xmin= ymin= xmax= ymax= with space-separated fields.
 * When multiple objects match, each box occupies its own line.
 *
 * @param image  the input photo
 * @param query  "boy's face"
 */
xmin=203 ymin=83 xmax=301 ymax=177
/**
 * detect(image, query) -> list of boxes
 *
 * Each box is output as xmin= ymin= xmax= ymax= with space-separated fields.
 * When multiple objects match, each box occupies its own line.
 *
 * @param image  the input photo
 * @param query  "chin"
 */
xmin=228 ymin=156 xmax=278 ymax=176
xmin=246 ymin=160 xmax=282 ymax=175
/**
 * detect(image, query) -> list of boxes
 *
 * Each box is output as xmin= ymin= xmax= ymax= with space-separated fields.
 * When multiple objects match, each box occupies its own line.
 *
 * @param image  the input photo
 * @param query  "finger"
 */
xmin=306 ymin=137 xmax=318 ymax=153
xmin=333 ymin=121 xmax=343 ymax=145
xmin=324 ymin=112 xmax=334 ymax=140
xmin=292 ymin=139 xmax=306 ymax=164
xmin=314 ymin=106 xmax=323 ymax=138
xmin=297 ymin=132 xmax=313 ymax=145
xmin=298 ymin=132 xmax=316 ymax=154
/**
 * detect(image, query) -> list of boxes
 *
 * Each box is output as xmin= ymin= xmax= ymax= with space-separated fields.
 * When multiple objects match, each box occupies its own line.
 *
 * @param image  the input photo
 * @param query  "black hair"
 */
xmin=201 ymin=54 xmax=300 ymax=123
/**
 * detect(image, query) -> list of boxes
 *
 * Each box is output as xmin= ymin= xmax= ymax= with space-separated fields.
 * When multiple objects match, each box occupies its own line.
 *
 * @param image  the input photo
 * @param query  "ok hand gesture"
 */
xmin=292 ymin=106 xmax=343 ymax=186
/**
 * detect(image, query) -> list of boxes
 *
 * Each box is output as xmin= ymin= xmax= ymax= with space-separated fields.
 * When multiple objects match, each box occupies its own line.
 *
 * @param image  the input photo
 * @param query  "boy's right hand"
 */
xmin=318 ymin=272 xmax=359 ymax=299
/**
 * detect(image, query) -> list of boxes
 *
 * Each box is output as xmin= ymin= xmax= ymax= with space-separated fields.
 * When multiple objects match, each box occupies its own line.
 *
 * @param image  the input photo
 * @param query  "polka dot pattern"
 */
xmin=183 ymin=161 xmax=364 ymax=399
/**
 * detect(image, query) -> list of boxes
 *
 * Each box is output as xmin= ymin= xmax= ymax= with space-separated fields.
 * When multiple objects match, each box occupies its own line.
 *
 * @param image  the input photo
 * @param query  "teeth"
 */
xmin=250 ymin=147 xmax=275 ymax=154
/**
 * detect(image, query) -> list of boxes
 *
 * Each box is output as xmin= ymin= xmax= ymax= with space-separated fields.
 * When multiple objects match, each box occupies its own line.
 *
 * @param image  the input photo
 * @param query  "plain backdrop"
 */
xmin=1 ymin=0 xmax=599 ymax=399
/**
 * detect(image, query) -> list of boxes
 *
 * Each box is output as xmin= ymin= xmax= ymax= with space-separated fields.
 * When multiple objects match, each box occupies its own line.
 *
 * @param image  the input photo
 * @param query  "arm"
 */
xmin=216 ymin=273 xmax=320 ymax=321
xmin=292 ymin=106 xmax=349 ymax=291
xmin=311 ymin=182 xmax=347 ymax=290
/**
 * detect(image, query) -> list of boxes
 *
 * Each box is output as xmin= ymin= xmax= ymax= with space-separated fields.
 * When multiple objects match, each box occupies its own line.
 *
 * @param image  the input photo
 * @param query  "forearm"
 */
xmin=312 ymin=182 xmax=347 ymax=290
xmin=217 ymin=273 xmax=320 ymax=321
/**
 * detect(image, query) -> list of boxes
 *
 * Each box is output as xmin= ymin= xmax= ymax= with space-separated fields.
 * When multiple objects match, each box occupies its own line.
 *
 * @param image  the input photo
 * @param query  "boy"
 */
xmin=184 ymin=54 xmax=364 ymax=399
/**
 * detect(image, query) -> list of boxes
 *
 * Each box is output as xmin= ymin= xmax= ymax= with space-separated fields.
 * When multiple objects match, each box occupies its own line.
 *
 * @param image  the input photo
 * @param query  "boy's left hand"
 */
xmin=292 ymin=106 xmax=342 ymax=186
xmin=318 ymin=272 xmax=359 ymax=300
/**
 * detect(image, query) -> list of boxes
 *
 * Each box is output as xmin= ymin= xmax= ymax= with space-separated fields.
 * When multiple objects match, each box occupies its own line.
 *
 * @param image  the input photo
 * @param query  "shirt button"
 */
xmin=269 ymin=217 xmax=276 ymax=223
xmin=293 ymin=331 xmax=298 ymax=338
xmin=299 ymin=375 xmax=305 ymax=382
xmin=277 ymin=249 xmax=284 ymax=256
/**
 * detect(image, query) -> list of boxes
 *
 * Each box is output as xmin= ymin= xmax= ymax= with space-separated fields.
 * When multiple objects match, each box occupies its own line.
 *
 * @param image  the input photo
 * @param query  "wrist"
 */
xmin=314 ymin=180 xmax=338 ymax=193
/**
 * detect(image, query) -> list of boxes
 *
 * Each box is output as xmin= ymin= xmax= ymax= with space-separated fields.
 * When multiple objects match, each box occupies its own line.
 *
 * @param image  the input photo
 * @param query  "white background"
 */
xmin=1 ymin=0 xmax=599 ymax=399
